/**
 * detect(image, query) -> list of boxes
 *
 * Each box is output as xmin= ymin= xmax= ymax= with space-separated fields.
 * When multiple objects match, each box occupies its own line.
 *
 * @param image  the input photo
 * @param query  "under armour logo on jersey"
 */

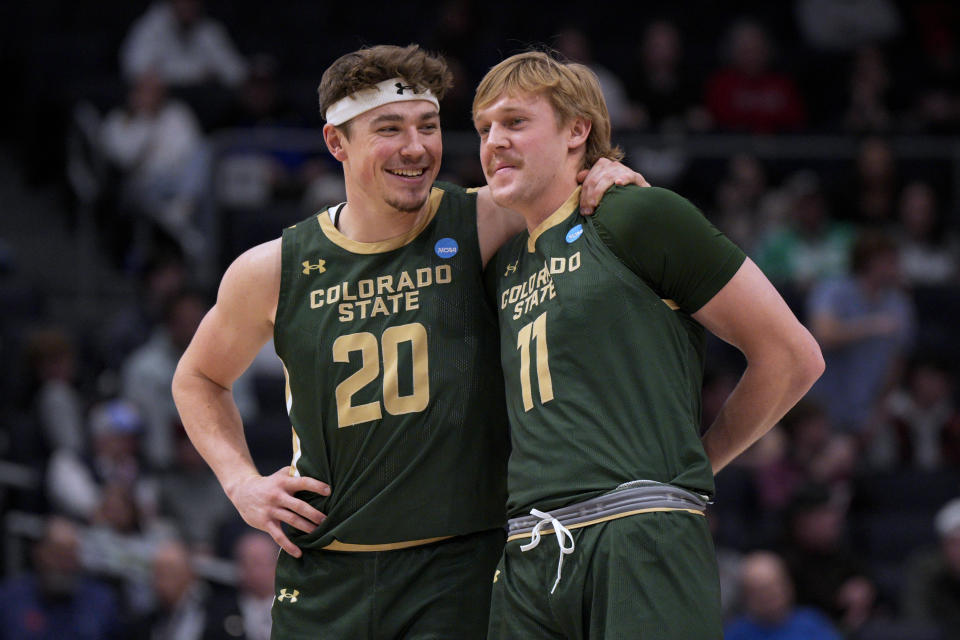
xmin=302 ymin=259 xmax=326 ymax=275
xmin=504 ymin=261 xmax=518 ymax=276
xmin=277 ymin=588 xmax=300 ymax=603
xmin=395 ymin=82 xmax=419 ymax=95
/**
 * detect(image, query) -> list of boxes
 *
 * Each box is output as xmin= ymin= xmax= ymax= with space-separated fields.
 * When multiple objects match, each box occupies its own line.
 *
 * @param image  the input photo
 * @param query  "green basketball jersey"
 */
xmin=274 ymin=182 xmax=509 ymax=550
xmin=487 ymin=185 xmax=745 ymax=517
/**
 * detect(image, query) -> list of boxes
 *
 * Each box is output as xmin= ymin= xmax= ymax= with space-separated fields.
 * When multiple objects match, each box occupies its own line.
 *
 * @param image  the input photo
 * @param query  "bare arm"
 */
xmin=171 ymin=239 xmax=330 ymax=557
xmin=695 ymin=259 xmax=825 ymax=474
xmin=475 ymin=158 xmax=649 ymax=265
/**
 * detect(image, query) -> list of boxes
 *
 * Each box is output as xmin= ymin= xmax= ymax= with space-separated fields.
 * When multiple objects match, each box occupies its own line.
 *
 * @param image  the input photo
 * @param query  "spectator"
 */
xmin=555 ymin=26 xmax=642 ymax=130
xmin=121 ymin=289 xmax=256 ymax=470
xmin=753 ymin=171 xmax=855 ymax=298
xmin=868 ymin=355 xmax=960 ymax=469
xmin=712 ymin=153 xmax=770 ymax=250
xmin=781 ymin=485 xmax=877 ymax=632
xmin=46 ymin=399 xmax=158 ymax=523
xmin=627 ymin=20 xmax=711 ymax=133
xmin=157 ymin=424 xmax=235 ymax=552
xmin=843 ymin=46 xmax=895 ymax=133
xmin=725 ymin=551 xmax=841 ymax=640
xmin=707 ymin=509 xmax=744 ymax=619
xmin=82 ymin=481 xmax=174 ymax=618
xmin=753 ymin=400 xmax=856 ymax=514
xmin=132 ymin=540 xmax=209 ymax=640
xmin=903 ymin=2 xmax=960 ymax=134
xmin=835 ymin=136 xmax=899 ymax=228
xmin=807 ymin=232 xmax=916 ymax=435
xmin=25 ymin=328 xmax=85 ymax=457
xmin=903 ymin=498 xmax=960 ymax=634
xmin=99 ymin=71 xmax=210 ymax=265
xmin=705 ymin=19 xmax=806 ymax=133
xmin=203 ymin=532 xmax=277 ymax=640
xmin=220 ymin=54 xmax=301 ymax=129
xmin=896 ymin=181 xmax=959 ymax=287
xmin=120 ymin=0 xmax=247 ymax=88
xmin=98 ymin=249 xmax=189 ymax=372
xmin=0 ymin=516 xmax=121 ymax=640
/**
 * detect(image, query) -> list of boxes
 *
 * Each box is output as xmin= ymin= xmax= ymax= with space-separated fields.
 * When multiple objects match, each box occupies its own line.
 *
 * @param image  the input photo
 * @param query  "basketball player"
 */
xmin=474 ymin=51 xmax=824 ymax=639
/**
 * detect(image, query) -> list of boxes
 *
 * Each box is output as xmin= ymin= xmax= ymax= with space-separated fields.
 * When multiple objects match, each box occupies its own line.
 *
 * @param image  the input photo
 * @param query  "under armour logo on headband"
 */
xmin=325 ymin=77 xmax=439 ymax=125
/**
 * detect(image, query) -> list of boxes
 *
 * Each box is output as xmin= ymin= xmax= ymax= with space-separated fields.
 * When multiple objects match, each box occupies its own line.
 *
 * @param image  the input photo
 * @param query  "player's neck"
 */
xmin=337 ymin=187 xmax=431 ymax=243
xmin=521 ymin=173 xmax=580 ymax=233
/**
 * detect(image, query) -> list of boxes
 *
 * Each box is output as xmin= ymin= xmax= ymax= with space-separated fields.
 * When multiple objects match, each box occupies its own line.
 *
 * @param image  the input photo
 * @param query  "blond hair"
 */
xmin=473 ymin=51 xmax=623 ymax=169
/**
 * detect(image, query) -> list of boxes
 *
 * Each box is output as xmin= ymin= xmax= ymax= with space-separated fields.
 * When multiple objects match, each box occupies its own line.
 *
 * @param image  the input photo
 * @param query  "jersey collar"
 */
xmin=316 ymin=187 xmax=443 ymax=254
xmin=527 ymin=187 xmax=580 ymax=253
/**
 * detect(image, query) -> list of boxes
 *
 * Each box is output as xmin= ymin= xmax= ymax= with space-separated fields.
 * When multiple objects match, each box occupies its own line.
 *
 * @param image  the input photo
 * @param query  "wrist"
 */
xmin=223 ymin=469 xmax=261 ymax=502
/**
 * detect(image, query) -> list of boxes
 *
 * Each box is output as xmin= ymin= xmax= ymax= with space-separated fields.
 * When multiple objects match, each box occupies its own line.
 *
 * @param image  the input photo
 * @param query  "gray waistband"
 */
xmin=507 ymin=481 xmax=708 ymax=538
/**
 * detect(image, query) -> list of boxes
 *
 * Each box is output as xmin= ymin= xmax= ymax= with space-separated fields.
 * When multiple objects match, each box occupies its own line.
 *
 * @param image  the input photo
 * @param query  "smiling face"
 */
xmin=474 ymin=91 xmax=586 ymax=220
xmin=326 ymin=99 xmax=442 ymax=216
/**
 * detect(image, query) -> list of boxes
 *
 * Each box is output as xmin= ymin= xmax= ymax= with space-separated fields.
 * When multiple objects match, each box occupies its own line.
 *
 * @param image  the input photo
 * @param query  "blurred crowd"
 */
xmin=1 ymin=0 xmax=960 ymax=638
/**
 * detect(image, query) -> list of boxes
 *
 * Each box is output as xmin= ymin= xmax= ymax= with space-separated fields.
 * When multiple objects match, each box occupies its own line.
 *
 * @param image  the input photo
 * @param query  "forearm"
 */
xmin=171 ymin=366 xmax=261 ymax=502
xmin=702 ymin=347 xmax=822 ymax=474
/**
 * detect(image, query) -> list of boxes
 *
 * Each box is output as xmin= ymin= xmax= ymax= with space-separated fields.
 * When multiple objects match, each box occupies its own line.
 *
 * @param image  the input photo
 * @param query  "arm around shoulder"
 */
xmin=475 ymin=186 xmax=525 ymax=267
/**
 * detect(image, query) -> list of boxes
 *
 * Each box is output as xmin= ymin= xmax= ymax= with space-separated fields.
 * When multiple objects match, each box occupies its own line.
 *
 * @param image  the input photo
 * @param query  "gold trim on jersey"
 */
xmin=465 ymin=186 xmax=482 ymax=193
xmin=281 ymin=360 xmax=293 ymax=414
xmin=322 ymin=535 xmax=454 ymax=552
xmin=661 ymin=298 xmax=679 ymax=310
xmin=505 ymin=506 xmax=705 ymax=543
xmin=289 ymin=428 xmax=302 ymax=477
xmin=527 ymin=187 xmax=581 ymax=253
xmin=316 ymin=188 xmax=444 ymax=254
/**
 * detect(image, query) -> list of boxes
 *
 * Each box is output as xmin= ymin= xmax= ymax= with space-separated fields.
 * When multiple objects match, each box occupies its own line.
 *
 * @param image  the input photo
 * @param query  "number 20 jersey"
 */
xmin=274 ymin=183 xmax=509 ymax=550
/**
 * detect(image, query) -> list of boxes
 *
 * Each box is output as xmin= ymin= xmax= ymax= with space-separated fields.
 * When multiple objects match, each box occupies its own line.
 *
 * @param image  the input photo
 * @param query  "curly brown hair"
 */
xmin=317 ymin=44 xmax=453 ymax=133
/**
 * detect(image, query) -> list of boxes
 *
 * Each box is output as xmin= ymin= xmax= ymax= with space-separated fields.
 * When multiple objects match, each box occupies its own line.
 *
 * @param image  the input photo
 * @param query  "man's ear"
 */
xmin=567 ymin=117 xmax=591 ymax=151
xmin=323 ymin=123 xmax=348 ymax=161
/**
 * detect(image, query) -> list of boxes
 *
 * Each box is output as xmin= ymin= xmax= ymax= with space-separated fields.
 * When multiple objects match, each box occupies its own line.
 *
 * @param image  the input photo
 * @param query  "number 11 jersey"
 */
xmin=488 ymin=186 xmax=745 ymax=518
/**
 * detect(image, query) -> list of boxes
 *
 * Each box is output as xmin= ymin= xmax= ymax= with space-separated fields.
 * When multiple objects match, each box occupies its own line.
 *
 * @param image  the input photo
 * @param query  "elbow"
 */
xmin=170 ymin=364 xmax=185 ymax=407
xmin=796 ymin=334 xmax=825 ymax=391
xmin=170 ymin=359 xmax=193 ymax=408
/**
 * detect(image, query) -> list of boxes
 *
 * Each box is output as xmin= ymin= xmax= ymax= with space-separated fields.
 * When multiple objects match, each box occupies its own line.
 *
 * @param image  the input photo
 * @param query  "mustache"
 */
xmin=485 ymin=155 xmax=521 ymax=175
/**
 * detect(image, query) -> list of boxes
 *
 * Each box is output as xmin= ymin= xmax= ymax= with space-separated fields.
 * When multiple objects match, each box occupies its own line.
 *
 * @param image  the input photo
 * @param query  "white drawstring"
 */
xmin=519 ymin=508 xmax=576 ymax=594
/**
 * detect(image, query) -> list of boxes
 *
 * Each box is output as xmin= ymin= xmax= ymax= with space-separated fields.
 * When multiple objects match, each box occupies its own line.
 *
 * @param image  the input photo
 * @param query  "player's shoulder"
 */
xmin=281 ymin=209 xmax=328 ymax=239
xmin=215 ymin=238 xmax=282 ymax=323
xmin=592 ymin=186 xmax=705 ymax=240
xmin=431 ymin=181 xmax=480 ymax=221
xmin=432 ymin=180 xmax=475 ymax=198
xmin=595 ymin=185 xmax=697 ymax=218
xmin=227 ymin=238 xmax=281 ymax=284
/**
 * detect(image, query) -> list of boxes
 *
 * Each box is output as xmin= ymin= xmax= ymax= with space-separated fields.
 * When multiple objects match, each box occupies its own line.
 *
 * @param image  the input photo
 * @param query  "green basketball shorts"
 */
xmin=488 ymin=511 xmax=722 ymax=639
xmin=273 ymin=528 xmax=505 ymax=639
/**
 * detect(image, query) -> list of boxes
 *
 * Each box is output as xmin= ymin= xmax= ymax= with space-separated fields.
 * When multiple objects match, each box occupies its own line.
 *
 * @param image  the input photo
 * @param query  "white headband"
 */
xmin=324 ymin=77 xmax=439 ymax=126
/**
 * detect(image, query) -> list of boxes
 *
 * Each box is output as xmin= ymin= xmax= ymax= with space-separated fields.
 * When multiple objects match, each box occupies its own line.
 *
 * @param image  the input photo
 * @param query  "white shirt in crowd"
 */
xmin=121 ymin=1 xmax=247 ymax=87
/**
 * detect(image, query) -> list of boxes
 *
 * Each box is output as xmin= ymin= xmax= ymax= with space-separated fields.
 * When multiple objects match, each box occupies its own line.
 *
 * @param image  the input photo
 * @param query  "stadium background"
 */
xmin=0 ymin=0 xmax=959 ymax=638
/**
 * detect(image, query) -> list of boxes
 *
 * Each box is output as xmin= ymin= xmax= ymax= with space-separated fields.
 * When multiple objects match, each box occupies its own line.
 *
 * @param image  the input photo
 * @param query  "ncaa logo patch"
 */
xmin=566 ymin=224 xmax=584 ymax=244
xmin=435 ymin=237 xmax=459 ymax=259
